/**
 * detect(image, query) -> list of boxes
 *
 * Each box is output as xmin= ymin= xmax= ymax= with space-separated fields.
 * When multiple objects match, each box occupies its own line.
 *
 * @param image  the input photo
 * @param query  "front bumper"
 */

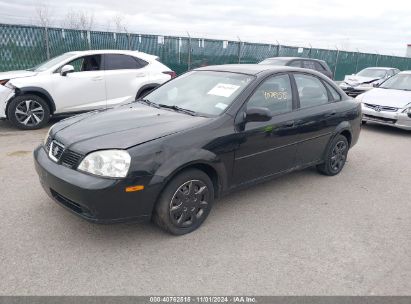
xmin=34 ymin=146 xmax=160 ymax=223
xmin=362 ymin=105 xmax=411 ymax=130
xmin=0 ymin=85 xmax=15 ymax=119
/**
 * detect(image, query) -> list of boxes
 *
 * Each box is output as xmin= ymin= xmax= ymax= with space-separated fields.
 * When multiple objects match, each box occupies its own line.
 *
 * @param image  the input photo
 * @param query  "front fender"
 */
xmin=149 ymin=148 xmax=228 ymax=195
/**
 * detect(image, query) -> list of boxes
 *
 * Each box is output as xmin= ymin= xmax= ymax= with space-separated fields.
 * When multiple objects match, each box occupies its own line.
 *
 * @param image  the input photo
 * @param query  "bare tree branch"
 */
xmin=34 ymin=1 xmax=52 ymax=27
xmin=62 ymin=10 xmax=95 ymax=31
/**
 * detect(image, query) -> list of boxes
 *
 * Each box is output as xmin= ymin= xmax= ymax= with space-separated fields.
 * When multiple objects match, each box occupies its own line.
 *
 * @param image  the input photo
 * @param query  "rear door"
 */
xmin=232 ymin=74 xmax=299 ymax=185
xmin=103 ymin=54 xmax=150 ymax=107
xmin=290 ymin=73 xmax=341 ymax=166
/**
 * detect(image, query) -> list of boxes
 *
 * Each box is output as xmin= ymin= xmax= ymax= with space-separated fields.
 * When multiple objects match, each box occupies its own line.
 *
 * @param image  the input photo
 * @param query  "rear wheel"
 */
xmin=7 ymin=95 xmax=50 ymax=130
xmin=317 ymin=134 xmax=349 ymax=176
xmin=136 ymin=87 xmax=155 ymax=100
xmin=153 ymin=169 xmax=214 ymax=235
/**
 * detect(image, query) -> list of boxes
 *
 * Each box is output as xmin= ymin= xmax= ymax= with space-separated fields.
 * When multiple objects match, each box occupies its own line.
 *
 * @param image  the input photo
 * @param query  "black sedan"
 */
xmin=34 ymin=64 xmax=361 ymax=235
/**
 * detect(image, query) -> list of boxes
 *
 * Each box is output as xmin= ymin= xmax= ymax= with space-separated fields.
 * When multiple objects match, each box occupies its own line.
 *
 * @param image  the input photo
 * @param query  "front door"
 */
xmin=52 ymin=54 xmax=106 ymax=113
xmin=232 ymin=74 xmax=299 ymax=186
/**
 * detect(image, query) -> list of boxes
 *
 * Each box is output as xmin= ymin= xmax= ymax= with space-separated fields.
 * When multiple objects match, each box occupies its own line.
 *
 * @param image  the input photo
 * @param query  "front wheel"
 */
xmin=153 ymin=169 xmax=214 ymax=235
xmin=317 ymin=135 xmax=349 ymax=176
xmin=7 ymin=95 xmax=50 ymax=130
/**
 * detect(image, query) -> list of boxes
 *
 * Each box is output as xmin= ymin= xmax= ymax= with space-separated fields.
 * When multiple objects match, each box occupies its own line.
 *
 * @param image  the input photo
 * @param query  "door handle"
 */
xmin=92 ymin=76 xmax=103 ymax=81
xmin=135 ymin=73 xmax=146 ymax=78
xmin=328 ymin=111 xmax=337 ymax=116
xmin=284 ymin=120 xmax=295 ymax=127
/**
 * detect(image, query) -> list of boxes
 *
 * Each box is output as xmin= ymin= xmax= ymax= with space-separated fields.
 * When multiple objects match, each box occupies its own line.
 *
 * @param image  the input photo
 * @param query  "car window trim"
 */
xmin=241 ymin=72 xmax=296 ymax=117
xmin=53 ymin=54 xmax=103 ymax=73
xmin=290 ymin=72 xmax=335 ymax=110
xmin=103 ymin=54 xmax=146 ymax=71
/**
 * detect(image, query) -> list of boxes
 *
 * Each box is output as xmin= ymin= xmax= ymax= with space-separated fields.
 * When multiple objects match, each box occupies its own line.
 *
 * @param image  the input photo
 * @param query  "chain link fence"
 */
xmin=1 ymin=23 xmax=411 ymax=80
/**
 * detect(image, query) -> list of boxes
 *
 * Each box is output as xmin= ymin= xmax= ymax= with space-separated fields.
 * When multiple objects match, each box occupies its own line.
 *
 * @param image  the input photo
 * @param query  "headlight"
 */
xmin=78 ymin=150 xmax=131 ymax=178
xmin=0 ymin=79 xmax=9 ymax=86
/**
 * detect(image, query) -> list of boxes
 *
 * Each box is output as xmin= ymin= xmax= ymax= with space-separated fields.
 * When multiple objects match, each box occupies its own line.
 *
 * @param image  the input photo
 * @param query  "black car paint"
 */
xmin=34 ymin=65 xmax=361 ymax=223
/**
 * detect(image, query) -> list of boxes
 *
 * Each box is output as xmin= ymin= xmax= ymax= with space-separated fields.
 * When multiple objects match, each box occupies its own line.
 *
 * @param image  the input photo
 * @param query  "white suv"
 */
xmin=0 ymin=50 xmax=175 ymax=129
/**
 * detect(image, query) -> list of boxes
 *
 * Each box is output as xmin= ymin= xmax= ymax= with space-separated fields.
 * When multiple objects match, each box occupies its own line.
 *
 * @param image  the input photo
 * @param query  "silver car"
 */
xmin=356 ymin=71 xmax=411 ymax=130
xmin=340 ymin=67 xmax=400 ymax=97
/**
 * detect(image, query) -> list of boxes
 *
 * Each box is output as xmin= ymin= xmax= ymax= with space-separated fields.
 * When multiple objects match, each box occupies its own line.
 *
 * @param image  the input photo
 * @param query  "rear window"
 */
xmin=259 ymin=59 xmax=288 ymax=66
xmin=104 ymin=54 xmax=148 ymax=70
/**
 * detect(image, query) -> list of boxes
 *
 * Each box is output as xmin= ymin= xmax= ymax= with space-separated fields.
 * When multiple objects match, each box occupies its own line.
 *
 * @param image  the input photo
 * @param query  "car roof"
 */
xmin=194 ymin=64 xmax=324 ymax=76
xmin=64 ymin=50 xmax=159 ymax=61
xmin=398 ymin=70 xmax=411 ymax=74
xmin=263 ymin=57 xmax=325 ymax=62
xmin=361 ymin=67 xmax=396 ymax=70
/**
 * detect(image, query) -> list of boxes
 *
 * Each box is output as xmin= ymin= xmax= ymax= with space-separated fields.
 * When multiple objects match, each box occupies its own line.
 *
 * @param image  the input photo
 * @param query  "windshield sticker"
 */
xmin=208 ymin=83 xmax=240 ymax=98
xmin=215 ymin=103 xmax=228 ymax=110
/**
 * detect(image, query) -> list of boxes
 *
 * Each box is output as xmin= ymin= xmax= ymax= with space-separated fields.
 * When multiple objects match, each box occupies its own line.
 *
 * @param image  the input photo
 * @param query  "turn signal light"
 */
xmin=125 ymin=185 xmax=145 ymax=192
xmin=0 ymin=79 xmax=9 ymax=86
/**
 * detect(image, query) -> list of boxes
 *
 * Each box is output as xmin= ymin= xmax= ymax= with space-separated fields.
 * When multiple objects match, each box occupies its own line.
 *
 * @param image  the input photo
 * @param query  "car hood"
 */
xmin=344 ymin=75 xmax=381 ymax=86
xmin=52 ymin=103 xmax=210 ymax=152
xmin=360 ymin=88 xmax=411 ymax=108
xmin=0 ymin=70 xmax=38 ymax=80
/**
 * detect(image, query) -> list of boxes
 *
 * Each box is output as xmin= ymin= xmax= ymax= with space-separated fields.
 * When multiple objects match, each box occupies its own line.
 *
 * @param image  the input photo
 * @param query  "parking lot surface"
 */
xmin=0 ymin=119 xmax=410 ymax=295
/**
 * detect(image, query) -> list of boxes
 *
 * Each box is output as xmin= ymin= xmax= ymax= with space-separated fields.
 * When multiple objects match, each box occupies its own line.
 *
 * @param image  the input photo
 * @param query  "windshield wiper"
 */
xmin=158 ymin=104 xmax=198 ymax=116
xmin=136 ymin=98 xmax=160 ymax=108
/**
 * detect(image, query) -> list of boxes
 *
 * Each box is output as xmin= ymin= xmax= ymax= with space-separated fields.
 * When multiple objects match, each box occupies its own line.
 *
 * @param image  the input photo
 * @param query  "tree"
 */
xmin=34 ymin=1 xmax=52 ymax=27
xmin=112 ymin=14 xmax=128 ymax=33
xmin=62 ymin=10 xmax=95 ymax=31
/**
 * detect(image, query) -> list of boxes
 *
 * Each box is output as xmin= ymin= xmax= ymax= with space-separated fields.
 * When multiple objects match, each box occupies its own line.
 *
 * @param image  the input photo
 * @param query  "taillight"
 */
xmin=163 ymin=71 xmax=176 ymax=79
xmin=0 ymin=79 xmax=9 ymax=86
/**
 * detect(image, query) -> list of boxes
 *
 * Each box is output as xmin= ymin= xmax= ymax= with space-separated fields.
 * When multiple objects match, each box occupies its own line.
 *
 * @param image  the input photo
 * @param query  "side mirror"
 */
xmin=60 ymin=65 xmax=75 ymax=76
xmin=244 ymin=107 xmax=272 ymax=123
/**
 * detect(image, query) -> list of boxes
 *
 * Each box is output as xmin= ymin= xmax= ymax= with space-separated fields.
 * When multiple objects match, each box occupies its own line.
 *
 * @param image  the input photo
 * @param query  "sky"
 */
xmin=0 ymin=0 xmax=411 ymax=56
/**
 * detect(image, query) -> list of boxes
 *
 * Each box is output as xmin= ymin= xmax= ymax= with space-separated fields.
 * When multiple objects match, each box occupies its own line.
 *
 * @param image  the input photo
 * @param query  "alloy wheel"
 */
xmin=169 ymin=180 xmax=210 ymax=228
xmin=330 ymin=141 xmax=347 ymax=172
xmin=15 ymin=99 xmax=45 ymax=127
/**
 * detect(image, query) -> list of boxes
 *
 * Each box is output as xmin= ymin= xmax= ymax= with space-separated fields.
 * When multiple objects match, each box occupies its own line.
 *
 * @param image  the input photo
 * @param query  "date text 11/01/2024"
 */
xmin=149 ymin=296 xmax=257 ymax=303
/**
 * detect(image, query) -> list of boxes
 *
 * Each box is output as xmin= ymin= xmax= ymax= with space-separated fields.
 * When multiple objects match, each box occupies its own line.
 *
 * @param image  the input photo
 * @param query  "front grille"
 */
xmin=364 ymin=103 xmax=399 ymax=112
xmin=60 ymin=150 xmax=83 ymax=168
xmin=50 ymin=189 xmax=94 ymax=219
xmin=363 ymin=114 xmax=397 ymax=124
xmin=49 ymin=140 xmax=65 ymax=161
xmin=44 ymin=136 xmax=83 ymax=168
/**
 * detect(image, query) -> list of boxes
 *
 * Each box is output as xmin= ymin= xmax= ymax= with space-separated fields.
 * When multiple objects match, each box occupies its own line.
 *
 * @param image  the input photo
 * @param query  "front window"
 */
xmin=379 ymin=74 xmax=411 ymax=91
xmin=27 ymin=53 xmax=77 ymax=72
xmin=144 ymin=71 xmax=255 ymax=116
xmin=357 ymin=68 xmax=387 ymax=78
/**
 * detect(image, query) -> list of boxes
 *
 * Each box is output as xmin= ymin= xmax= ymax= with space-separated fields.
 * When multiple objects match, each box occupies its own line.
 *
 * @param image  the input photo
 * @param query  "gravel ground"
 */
xmin=0 ymin=119 xmax=410 ymax=295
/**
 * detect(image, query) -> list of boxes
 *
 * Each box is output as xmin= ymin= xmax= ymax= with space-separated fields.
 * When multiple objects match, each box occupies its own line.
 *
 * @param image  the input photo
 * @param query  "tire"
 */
xmin=7 ymin=94 xmax=50 ymax=130
xmin=153 ymin=169 xmax=214 ymax=235
xmin=362 ymin=120 xmax=367 ymax=125
xmin=317 ymin=134 xmax=349 ymax=176
xmin=136 ymin=88 xmax=154 ymax=100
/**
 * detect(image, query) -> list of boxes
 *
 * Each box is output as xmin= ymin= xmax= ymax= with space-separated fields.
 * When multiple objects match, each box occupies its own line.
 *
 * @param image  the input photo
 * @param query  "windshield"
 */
xmin=357 ymin=68 xmax=387 ymax=78
xmin=379 ymin=74 xmax=411 ymax=91
xmin=27 ymin=53 xmax=76 ymax=72
xmin=259 ymin=59 xmax=287 ymax=65
xmin=144 ymin=71 xmax=255 ymax=116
